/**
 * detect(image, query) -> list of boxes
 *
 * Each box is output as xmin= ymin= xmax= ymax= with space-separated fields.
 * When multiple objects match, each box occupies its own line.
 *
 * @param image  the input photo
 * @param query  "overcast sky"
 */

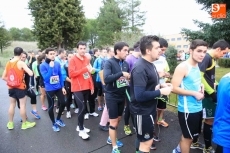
xmin=0 ymin=0 xmax=212 ymax=35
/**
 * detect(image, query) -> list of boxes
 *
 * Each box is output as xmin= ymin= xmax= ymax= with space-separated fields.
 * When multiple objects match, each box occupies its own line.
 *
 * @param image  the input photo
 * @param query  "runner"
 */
xmin=130 ymin=35 xmax=172 ymax=153
xmin=124 ymin=41 xmax=141 ymax=136
xmin=103 ymin=42 xmax=130 ymax=153
xmin=171 ymin=39 xmax=208 ymax=153
xmin=37 ymin=53 xmax=48 ymax=111
xmin=69 ymin=41 xmax=94 ymax=140
xmin=55 ymin=49 xmax=67 ymax=114
xmin=93 ymin=49 xmax=107 ymax=114
xmin=21 ymin=52 xmax=41 ymax=119
xmin=32 ymin=55 xmax=40 ymax=95
xmin=198 ymin=39 xmax=229 ymax=153
xmin=64 ymin=51 xmax=78 ymax=118
xmin=99 ymin=47 xmax=114 ymax=131
xmin=153 ymin=38 xmax=171 ymax=128
xmin=212 ymin=72 xmax=230 ymax=153
xmin=40 ymin=48 xmax=66 ymax=132
xmin=2 ymin=47 xmax=36 ymax=130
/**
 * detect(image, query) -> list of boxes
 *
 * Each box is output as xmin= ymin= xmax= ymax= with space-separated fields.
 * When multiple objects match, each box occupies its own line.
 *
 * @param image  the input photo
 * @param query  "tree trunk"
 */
xmin=0 ymin=45 xmax=2 ymax=54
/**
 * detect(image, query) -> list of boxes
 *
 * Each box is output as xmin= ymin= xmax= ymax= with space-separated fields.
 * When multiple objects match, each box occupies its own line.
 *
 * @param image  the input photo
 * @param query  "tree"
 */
xmin=115 ymin=31 xmax=144 ymax=47
xmin=165 ymin=46 xmax=178 ymax=74
xmin=82 ymin=19 xmax=98 ymax=49
xmin=0 ymin=22 xmax=11 ymax=53
xmin=181 ymin=0 xmax=230 ymax=46
xmin=21 ymin=28 xmax=36 ymax=41
xmin=120 ymin=0 xmax=146 ymax=32
xmin=9 ymin=27 xmax=36 ymax=41
xmin=28 ymin=0 xmax=85 ymax=49
xmin=9 ymin=27 xmax=21 ymax=41
xmin=96 ymin=0 xmax=127 ymax=47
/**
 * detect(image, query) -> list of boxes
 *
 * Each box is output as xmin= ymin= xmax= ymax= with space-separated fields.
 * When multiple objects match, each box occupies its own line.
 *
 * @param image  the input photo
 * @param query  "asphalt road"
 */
xmin=0 ymin=79 xmax=202 ymax=153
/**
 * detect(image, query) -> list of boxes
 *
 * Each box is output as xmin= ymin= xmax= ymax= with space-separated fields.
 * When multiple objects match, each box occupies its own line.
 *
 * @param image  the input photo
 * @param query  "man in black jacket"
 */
xmin=103 ymin=42 xmax=130 ymax=153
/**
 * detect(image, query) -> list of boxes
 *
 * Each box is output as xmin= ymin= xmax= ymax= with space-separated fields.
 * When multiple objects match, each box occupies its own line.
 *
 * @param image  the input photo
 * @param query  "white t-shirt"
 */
xmin=153 ymin=56 xmax=169 ymax=84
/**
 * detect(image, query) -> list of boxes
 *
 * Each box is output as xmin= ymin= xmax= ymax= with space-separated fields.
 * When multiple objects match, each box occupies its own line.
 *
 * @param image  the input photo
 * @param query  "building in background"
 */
xmin=163 ymin=33 xmax=190 ymax=53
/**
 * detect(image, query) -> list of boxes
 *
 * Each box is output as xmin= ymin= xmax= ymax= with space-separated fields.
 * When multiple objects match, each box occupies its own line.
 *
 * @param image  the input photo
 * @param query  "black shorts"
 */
xmin=9 ymin=88 xmax=26 ymax=99
xmin=134 ymin=114 xmax=155 ymax=142
xmin=106 ymin=96 xmax=125 ymax=119
xmin=157 ymin=95 xmax=168 ymax=110
xmin=178 ymin=111 xmax=202 ymax=139
xmin=39 ymin=79 xmax=45 ymax=88
xmin=96 ymin=82 xmax=102 ymax=96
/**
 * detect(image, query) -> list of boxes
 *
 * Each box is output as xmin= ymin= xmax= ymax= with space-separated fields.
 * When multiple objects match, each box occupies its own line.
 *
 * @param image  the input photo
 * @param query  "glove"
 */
xmin=210 ymin=92 xmax=217 ymax=103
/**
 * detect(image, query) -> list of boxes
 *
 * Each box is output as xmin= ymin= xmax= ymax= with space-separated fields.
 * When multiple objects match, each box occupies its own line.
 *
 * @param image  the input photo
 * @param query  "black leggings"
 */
xmin=46 ymin=89 xmax=66 ymax=124
xmin=35 ymin=77 xmax=40 ymax=92
xmin=65 ymin=81 xmax=78 ymax=111
xmin=73 ymin=90 xmax=90 ymax=130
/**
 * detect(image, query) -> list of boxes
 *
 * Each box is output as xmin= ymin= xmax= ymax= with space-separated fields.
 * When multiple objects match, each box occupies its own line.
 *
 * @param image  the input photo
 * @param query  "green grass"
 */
xmin=167 ymin=66 xmax=230 ymax=108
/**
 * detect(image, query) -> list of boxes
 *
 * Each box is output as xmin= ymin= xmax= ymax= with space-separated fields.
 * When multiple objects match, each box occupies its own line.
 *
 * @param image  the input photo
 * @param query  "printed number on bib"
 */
xmin=50 ymin=75 xmax=59 ymax=84
xmin=116 ymin=76 xmax=129 ymax=88
xmin=83 ymin=72 xmax=90 ymax=79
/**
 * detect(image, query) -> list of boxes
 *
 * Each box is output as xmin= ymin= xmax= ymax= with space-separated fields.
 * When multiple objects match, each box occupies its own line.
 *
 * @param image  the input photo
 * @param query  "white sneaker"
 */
xmin=56 ymin=108 xmax=59 ymax=113
xmin=66 ymin=111 xmax=71 ymax=118
xmin=84 ymin=113 xmax=89 ymax=120
xmin=74 ymin=108 xmax=79 ymax=114
xmin=79 ymin=130 xmax=90 ymax=140
xmin=89 ymin=112 xmax=99 ymax=117
xmin=76 ymin=126 xmax=90 ymax=133
xmin=64 ymin=107 xmax=67 ymax=111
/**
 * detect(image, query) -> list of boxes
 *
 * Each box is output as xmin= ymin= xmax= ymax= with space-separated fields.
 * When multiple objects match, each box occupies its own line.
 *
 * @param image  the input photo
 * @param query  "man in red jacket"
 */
xmin=68 ymin=41 xmax=94 ymax=140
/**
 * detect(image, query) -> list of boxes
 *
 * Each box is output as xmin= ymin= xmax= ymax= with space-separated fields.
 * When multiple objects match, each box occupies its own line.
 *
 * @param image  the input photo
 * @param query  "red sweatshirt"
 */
xmin=68 ymin=55 xmax=94 ymax=92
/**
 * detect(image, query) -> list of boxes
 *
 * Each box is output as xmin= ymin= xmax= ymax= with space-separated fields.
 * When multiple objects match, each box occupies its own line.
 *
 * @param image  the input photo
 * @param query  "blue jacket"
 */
xmin=93 ymin=57 xmax=105 ymax=82
xmin=55 ymin=56 xmax=67 ymax=84
xmin=40 ymin=61 xmax=64 ymax=91
xmin=212 ymin=73 xmax=230 ymax=148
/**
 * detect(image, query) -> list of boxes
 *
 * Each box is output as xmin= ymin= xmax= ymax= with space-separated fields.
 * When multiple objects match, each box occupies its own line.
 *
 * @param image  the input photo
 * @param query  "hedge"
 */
xmin=218 ymin=58 xmax=230 ymax=68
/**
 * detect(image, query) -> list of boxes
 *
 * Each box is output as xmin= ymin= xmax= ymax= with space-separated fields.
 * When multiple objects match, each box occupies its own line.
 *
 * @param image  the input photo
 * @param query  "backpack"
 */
xmin=6 ymin=61 xmax=21 ymax=87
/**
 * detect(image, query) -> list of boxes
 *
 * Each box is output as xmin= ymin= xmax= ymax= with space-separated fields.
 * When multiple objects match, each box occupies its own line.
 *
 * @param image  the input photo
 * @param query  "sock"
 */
xmin=203 ymin=123 xmax=212 ymax=149
xmin=113 ymin=145 xmax=118 ymax=150
xmin=192 ymin=137 xmax=198 ymax=144
xmin=135 ymin=138 xmax=140 ymax=151
xmin=176 ymin=144 xmax=181 ymax=152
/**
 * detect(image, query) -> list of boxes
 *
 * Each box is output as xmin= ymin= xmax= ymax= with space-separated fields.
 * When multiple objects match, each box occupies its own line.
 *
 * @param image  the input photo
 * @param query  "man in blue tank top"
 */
xmin=171 ymin=39 xmax=208 ymax=153
xmin=212 ymin=72 xmax=230 ymax=153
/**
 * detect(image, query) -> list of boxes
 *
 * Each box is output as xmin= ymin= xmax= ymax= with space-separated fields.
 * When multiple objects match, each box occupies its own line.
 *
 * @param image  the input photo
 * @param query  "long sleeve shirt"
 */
xmin=40 ymin=61 xmax=64 ymax=91
xmin=68 ymin=55 xmax=94 ymax=92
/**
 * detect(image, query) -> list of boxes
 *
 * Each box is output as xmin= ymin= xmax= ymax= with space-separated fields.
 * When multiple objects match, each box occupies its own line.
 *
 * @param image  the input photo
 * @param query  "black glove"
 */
xmin=210 ymin=92 xmax=217 ymax=103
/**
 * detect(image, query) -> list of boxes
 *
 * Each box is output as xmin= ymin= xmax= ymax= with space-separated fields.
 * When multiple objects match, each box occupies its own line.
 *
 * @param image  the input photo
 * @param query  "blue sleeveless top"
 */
xmin=178 ymin=62 xmax=202 ymax=113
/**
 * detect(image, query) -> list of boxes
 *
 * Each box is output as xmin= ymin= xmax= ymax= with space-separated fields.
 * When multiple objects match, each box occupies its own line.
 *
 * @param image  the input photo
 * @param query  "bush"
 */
xmin=218 ymin=58 xmax=230 ymax=68
xmin=165 ymin=46 xmax=178 ymax=74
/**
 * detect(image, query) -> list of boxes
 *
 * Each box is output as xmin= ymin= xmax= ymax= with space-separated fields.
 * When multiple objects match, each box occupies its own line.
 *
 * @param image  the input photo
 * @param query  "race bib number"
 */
xmin=116 ymin=77 xmax=129 ymax=88
xmin=50 ymin=75 xmax=60 ymax=84
xmin=83 ymin=72 xmax=90 ymax=79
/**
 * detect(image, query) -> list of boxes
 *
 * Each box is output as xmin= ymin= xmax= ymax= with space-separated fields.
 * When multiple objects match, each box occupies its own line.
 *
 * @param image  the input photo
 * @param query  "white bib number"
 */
xmin=50 ymin=75 xmax=60 ymax=84
xmin=116 ymin=77 xmax=129 ymax=88
xmin=83 ymin=72 xmax=90 ymax=79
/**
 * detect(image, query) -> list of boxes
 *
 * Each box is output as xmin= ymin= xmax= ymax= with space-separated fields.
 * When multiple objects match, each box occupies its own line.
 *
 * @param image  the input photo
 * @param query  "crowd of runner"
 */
xmin=2 ymin=35 xmax=230 ymax=153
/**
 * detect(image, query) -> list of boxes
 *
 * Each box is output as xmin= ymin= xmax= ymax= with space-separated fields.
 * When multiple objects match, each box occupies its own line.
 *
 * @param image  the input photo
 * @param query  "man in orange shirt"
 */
xmin=2 ymin=47 xmax=36 ymax=130
xmin=69 ymin=41 xmax=94 ymax=140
